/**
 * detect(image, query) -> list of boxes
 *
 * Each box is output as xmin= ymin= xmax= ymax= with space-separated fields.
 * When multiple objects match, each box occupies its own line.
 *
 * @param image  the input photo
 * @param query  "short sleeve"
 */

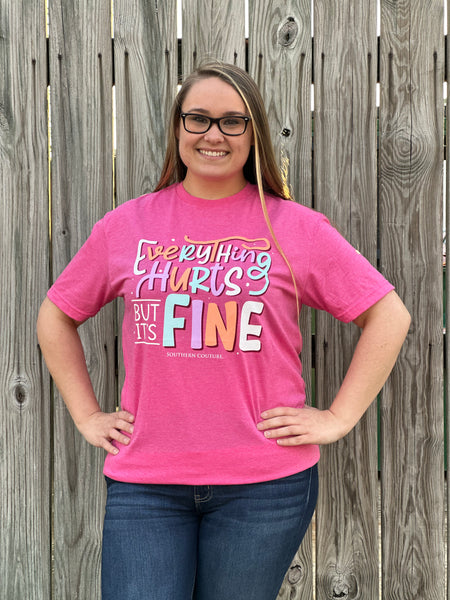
xmin=301 ymin=216 xmax=394 ymax=322
xmin=47 ymin=218 xmax=116 ymax=321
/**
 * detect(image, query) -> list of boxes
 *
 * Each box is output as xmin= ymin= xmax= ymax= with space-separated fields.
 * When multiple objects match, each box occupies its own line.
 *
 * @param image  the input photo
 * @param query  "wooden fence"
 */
xmin=0 ymin=0 xmax=446 ymax=598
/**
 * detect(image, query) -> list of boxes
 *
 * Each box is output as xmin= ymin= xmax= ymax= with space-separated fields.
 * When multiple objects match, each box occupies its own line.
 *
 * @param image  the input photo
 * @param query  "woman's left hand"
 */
xmin=256 ymin=406 xmax=351 ymax=446
xmin=257 ymin=292 xmax=411 ymax=448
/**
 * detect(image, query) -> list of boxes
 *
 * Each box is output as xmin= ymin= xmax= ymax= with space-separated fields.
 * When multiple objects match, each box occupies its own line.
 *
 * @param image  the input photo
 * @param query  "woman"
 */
xmin=37 ymin=62 xmax=410 ymax=600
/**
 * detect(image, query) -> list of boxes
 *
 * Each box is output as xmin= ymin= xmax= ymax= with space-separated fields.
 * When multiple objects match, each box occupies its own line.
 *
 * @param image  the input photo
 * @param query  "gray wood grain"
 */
xmin=379 ymin=1 xmax=445 ymax=598
xmin=182 ymin=0 xmax=246 ymax=74
xmin=114 ymin=0 xmax=177 ymax=203
xmin=313 ymin=1 xmax=380 ymax=598
xmin=48 ymin=1 xmax=115 ymax=598
xmin=0 ymin=1 xmax=51 ymax=598
xmin=248 ymin=1 xmax=314 ymax=598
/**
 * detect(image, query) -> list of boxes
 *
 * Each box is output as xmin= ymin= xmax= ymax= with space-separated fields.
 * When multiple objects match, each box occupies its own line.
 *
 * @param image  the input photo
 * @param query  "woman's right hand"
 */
xmin=76 ymin=410 xmax=135 ymax=455
xmin=37 ymin=298 xmax=136 ymax=457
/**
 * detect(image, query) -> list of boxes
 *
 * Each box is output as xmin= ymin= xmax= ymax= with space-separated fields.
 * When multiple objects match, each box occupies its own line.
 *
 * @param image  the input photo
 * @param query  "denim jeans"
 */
xmin=101 ymin=465 xmax=318 ymax=600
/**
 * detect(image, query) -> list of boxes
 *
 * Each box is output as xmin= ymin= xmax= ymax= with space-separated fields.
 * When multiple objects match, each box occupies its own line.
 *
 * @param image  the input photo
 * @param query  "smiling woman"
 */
xmin=37 ymin=61 xmax=410 ymax=600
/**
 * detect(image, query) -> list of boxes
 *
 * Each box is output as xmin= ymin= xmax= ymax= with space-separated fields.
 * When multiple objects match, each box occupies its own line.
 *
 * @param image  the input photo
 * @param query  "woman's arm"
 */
xmin=257 ymin=290 xmax=411 ymax=445
xmin=37 ymin=297 xmax=134 ymax=454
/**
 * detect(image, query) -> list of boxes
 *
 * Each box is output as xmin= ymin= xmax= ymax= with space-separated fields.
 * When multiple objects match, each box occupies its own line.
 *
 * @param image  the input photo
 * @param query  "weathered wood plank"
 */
xmin=182 ymin=0 xmax=246 ymax=74
xmin=114 ymin=0 xmax=177 ymax=203
xmin=248 ymin=0 xmax=312 ymax=207
xmin=248 ymin=1 xmax=314 ymax=598
xmin=48 ymin=1 xmax=115 ymax=598
xmin=313 ymin=1 xmax=379 ymax=598
xmin=379 ymin=0 xmax=445 ymax=598
xmin=0 ymin=1 xmax=50 ymax=598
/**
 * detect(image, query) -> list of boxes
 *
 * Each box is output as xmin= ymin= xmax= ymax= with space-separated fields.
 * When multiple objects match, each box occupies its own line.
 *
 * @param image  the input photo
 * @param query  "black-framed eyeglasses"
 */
xmin=180 ymin=113 xmax=251 ymax=136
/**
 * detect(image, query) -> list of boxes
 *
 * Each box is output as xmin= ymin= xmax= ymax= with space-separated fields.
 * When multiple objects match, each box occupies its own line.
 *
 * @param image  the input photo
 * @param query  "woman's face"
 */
xmin=177 ymin=77 xmax=253 ymax=199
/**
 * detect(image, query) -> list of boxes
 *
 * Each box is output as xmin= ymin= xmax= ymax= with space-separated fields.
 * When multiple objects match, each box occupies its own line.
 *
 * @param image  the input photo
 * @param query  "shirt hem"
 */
xmin=103 ymin=445 xmax=321 ymax=485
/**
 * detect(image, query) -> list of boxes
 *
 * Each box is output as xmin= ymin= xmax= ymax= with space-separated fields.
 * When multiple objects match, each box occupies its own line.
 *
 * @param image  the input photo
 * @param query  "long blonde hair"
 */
xmin=154 ymin=61 xmax=300 ymax=318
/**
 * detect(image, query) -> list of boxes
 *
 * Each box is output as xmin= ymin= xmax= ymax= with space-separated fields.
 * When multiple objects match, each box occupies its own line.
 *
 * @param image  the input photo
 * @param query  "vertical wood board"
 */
xmin=379 ymin=0 xmax=445 ymax=598
xmin=0 ymin=1 xmax=51 ymax=598
xmin=49 ymin=1 xmax=115 ymax=598
xmin=248 ymin=1 xmax=314 ymax=598
xmin=248 ymin=0 xmax=312 ymax=207
xmin=313 ymin=0 xmax=380 ymax=597
xmin=114 ymin=0 xmax=178 ymax=203
xmin=182 ymin=0 xmax=246 ymax=74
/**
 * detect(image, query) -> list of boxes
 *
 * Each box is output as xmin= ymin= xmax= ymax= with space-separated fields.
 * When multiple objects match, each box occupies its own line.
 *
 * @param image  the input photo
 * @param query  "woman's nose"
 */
xmin=203 ymin=122 xmax=225 ymax=141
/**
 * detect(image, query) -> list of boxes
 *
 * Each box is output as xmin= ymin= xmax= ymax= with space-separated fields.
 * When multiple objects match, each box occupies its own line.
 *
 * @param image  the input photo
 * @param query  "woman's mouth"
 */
xmin=198 ymin=149 xmax=228 ymax=157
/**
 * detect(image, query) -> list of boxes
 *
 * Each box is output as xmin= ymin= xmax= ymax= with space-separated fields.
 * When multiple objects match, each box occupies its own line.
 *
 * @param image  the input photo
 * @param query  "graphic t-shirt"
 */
xmin=48 ymin=183 xmax=394 ymax=484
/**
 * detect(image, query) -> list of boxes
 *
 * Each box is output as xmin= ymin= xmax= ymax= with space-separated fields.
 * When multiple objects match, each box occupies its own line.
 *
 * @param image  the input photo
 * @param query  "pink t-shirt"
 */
xmin=48 ymin=183 xmax=393 ymax=484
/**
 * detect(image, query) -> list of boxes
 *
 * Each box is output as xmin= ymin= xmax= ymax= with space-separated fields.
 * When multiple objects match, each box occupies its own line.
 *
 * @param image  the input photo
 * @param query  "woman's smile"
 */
xmin=197 ymin=149 xmax=229 ymax=158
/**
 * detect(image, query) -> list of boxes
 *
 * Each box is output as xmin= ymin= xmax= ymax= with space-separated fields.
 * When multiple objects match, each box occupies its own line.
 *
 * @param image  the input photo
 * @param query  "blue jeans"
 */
xmin=101 ymin=465 xmax=318 ymax=600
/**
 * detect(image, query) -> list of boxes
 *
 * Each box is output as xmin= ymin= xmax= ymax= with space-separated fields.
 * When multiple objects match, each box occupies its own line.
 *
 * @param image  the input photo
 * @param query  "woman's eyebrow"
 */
xmin=184 ymin=108 xmax=247 ymax=116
